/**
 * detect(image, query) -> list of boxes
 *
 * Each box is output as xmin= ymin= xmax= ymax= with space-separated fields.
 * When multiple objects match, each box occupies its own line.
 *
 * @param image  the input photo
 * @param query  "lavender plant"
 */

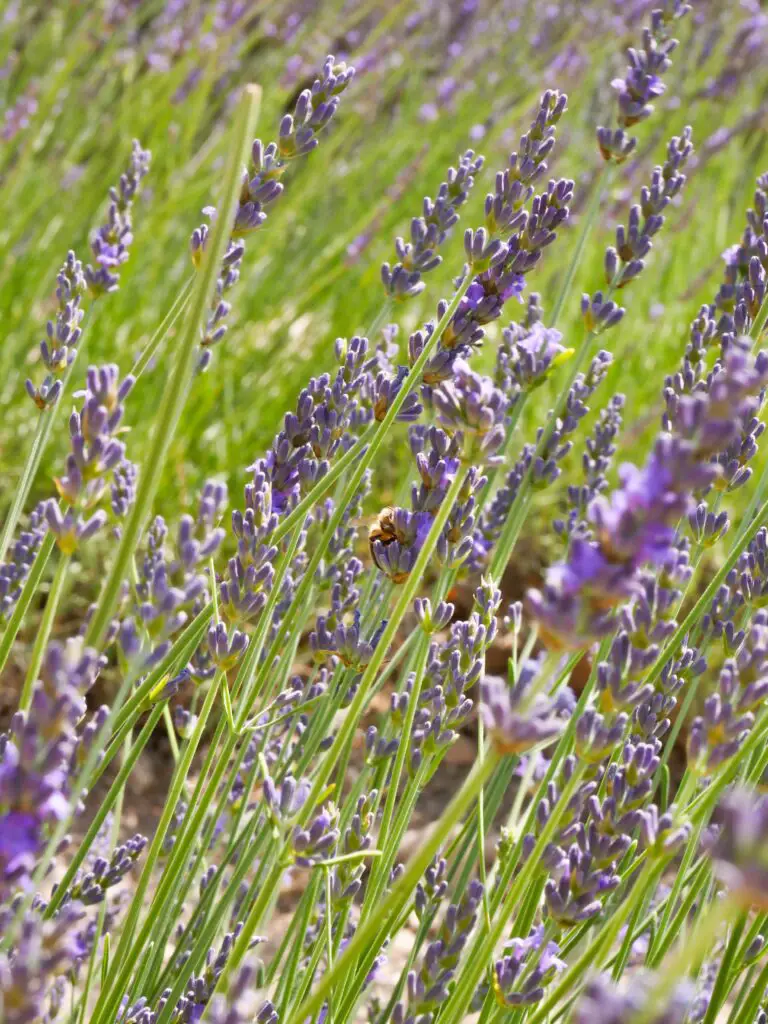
xmin=5 ymin=5 xmax=768 ymax=1024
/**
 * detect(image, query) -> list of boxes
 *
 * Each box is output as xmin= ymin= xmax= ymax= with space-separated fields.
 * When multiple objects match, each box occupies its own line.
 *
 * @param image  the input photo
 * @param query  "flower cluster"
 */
xmin=0 ymin=502 xmax=46 ymax=620
xmin=494 ymin=293 xmax=569 ymax=401
xmin=480 ymin=656 xmax=572 ymax=755
xmin=410 ymin=91 xmax=572 ymax=395
xmin=121 ymin=481 xmax=227 ymax=669
xmin=529 ymin=348 xmax=768 ymax=648
xmin=474 ymin=348 xmax=613 ymax=569
xmin=0 ymin=902 xmax=87 ymax=1024
xmin=7 ymin=13 xmax=768 ymax=1024
xmin=394 ymin=881 xmax=484 ymax=1024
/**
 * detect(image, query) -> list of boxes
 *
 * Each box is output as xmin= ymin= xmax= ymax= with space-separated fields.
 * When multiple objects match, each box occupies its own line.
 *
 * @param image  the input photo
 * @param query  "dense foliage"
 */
xmin=4 ymin=2 xmax=768 ymax=1023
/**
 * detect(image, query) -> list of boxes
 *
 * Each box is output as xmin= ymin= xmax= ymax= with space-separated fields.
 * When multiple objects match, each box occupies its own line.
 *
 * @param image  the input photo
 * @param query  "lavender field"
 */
xmin=4 ymin=1 xmax=768 ymax=1022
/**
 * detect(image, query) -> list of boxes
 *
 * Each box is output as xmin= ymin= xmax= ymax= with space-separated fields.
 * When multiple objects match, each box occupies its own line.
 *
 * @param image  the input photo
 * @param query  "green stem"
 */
xmin=528 ymin=861 xmax=664 ymax=1024
xmin=437 ymin=765 xmax=588 ymax=1024
xmin=701 ymin=911 xmax=747 ymax=1024
xmin=0 ymin=414 xmax=47 ymax=567
xmin=18 ymin=550 xmax=70 ymax=711
xmin=750 ymin=292 xmax=768 ymax=342
xmin=271 ymin=275 xmax=475 ymax=562
xmin=487 ymin=645 xmax=605 ymax=919
xmin=131 ymin=275 xmax=195 ymax=380
xmin=0 ymin=531 xmax=55 ymax=676
xmin=360 ymin=626 xmax=431 ymax=916
xmin=151 ymin=821 xmax=277 ymax=1024
xmin=46 ymin=704 xmax=164 ymax=918
xmin=0 ymin=330 xmax=86 ymax=567
xmin=281 ymin=750 xmax=501 ymax=1024
xmin=213 ymin=469 xmax=471 ymax=1004
xmin=84 ymin=84 xmax=262 ymax=649
xmin=635 ymin=898 xmax=734 ymax=1024
xmin=648 ymin=816 xmax=702 ymax=966
xmin=108 ymin=529 xmax=302 ymax=1010
xmin=297 ymin=468 xmax=469 ymax=829
xmin=733 ymin=954 xmax=768 ymax=1024
xmin=93 ymin=672 xmax=225 ymax=1020
xmin=74 ymin=730 xmax=131 ymax=1024
xmin=549 ymin=164 xmax=611 ymax=327
xmin=643 ymin=493 xmax=768 ymax=691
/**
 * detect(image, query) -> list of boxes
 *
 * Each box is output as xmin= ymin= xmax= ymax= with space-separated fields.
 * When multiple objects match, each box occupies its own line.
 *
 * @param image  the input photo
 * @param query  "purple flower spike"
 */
xmin=383 ymin=150 xmax=484 ymax=300
xmin=369 ymin=507 xmax=432 ymax=584
xmin=492 ymin=927 xmax=566 ymax=1008
xmin=706 ymin=788 xmax=768 ymax=909
xmin=26 ymin=252 xmax=85 ymax=410
xmin=529 ymin=347 xmax=768 ymax=650
xmin=0 ymin=638 xmax=104 ymax=897
xmin=291 ymin=806 xmax=339 ymax=866
xmin=192 ymin=56 xmax=354 ymax=371
xmin=207 ymin=622 xmax=248 ymax=672
xmin=0 ymin=904 xmax=87 ymax=1023
xmin=85 ymin=140 xmax=150 ymax=297
xmin=597 ymin=3 xmax=691 ymax=160
xmin=394 ymin=882 xmax=484 ymax=1024
xmin=433 ymin=360 xmax=508 ymax=467
xmin=480 ymin=659 xmax=572 ymax=755
xmin=0 ymin=503 xmax=47 ymax=621
xmin=572 ymin=971 xmax=694 ymax=1024
xmin=52 ymin=363 xmax=134 ymax=542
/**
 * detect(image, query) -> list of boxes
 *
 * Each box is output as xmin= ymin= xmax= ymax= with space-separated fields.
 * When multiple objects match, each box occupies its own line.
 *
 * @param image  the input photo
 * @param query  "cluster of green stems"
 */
xmin=5 ymin=70 xmax=768 ymax=1024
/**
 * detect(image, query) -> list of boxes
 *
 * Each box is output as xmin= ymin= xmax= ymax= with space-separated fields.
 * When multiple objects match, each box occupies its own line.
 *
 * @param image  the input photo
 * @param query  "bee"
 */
xmin=368 ymin=506 xmax=398 ymax=547
xmin=368 ymin=506 xmax=409 ymax=583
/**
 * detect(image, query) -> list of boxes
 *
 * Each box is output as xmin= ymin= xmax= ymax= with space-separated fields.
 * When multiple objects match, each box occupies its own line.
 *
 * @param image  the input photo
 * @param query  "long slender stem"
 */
xmin=549 ymin=164 xmax=610 ymax=327
xmin=644 ymin=493 xmax=768 ymax=690
xmin=298 ymin=468 xmax=469 ymax=826
xmin=0 ymin=341 xmax=85 ymax=568
xmin=92 ymin=672 xmax=225 ymax=1022
xmin=0 ymin=414 xmax=47 ymax=566
xmin=84 ymin=84 xmax=262 ymax=649
xmin=46 ymin=704 xmax=164 ymax=918
xmin=18 ymin=550 xmax=70 ymax=710
xmin=734 ymin=950 xmax=768 ymax=1023
xmin=636 ymin=898 xmax=734 ymax=1024
xmin=0 ymin=531 xmax=55 ymax=676
xmin=700 ymin=911 xmax=747 ymax=1024
xmin=131 ymin=275 xmax=195 ymax=380
xmin=282 ymin=750 xmax=501 ymax=1024
xmin=527 ymin=861 xmax=664 ymax=1024
xmin=437 ymin=764 xmax=587 ymax=1024
xmin=212 ymin=469 xmax=471 ymax=1005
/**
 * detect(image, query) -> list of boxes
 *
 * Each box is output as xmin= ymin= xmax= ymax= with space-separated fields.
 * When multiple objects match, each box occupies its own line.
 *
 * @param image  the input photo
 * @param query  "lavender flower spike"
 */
xmin=382 ymin=149 xmax=484 ymax=299
xmin=85 ymin=139 xmax=151 ymax=296
xmin=529 ymin=347 xmax=768 ymax=649
xmin=432 ymin=359 xmax=508 ymax=466
xmin=597 ymin=2 xmax=692 ymax=162
xmin=707 ymin=787 xmax=768 ymax=908
xmin=572 ymin=971 xmax=694 ymax=1023
xmin=480 ymin=659 xmax=572 ymax=755
xmin=26 ymin=252 xmax=86 ymax=410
